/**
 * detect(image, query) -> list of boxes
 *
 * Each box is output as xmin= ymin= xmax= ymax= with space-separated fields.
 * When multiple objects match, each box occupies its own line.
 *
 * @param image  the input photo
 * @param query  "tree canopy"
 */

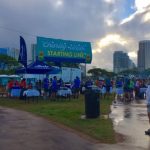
xmin=0 ymin=54 xmax=19 ymax=74
xmin=87 ymin=68 xmax=116 ymax=78
xmin=118 ymin=68 xmax=139 ymax=76
xmin=47 ymin=61 xmax=79 ymax=68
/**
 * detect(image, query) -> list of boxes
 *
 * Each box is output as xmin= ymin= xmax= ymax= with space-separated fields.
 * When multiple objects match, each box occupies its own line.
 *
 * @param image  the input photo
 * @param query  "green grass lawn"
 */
xmin=0 ymin=95 xmax=116 ymax=143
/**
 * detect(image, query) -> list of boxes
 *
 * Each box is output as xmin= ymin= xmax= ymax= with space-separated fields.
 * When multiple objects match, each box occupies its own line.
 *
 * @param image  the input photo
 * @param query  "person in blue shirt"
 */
xmin=105 ymin=78 xmax=111 ymax=96
xmin=115 ymin=78 xmax=123 ymax=101
xmin=51 ymin=76 xmax=58 ymax=99
xmin=85 ymin=78 xmax=93 ymax=89
xmin=73 ymin=76 xmax=81 ymax=98
xmin=58 ymin=78 xmax=64 ymax=88
xmin=43 ymin=77 xmax=49 ymax=99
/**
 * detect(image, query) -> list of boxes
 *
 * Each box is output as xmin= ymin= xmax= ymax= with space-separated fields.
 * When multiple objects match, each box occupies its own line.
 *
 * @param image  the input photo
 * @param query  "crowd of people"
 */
xmin=5 ymin=75 xmax=150 ymax=102
xmin=114 ymin=78 xmax=148 ymax=102
xmin=6 ymin=76 xmax=81 ymax=99
xmin=4 ymin=75 xmax=150 ymax=136
xmin=82 ymin=77 xmax=149 ymax=102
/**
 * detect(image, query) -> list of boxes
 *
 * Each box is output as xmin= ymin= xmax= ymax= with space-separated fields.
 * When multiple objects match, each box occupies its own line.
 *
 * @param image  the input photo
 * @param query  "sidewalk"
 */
xmin=0 ymin=107 xmax=93 ymax=150
xmin=0 ymin=104 xmax=149 ymax=150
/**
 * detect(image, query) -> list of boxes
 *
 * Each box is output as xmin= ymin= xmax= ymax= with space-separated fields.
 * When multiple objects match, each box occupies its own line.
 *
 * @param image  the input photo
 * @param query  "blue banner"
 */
xmin=36 ymin=37 xmax=92 ymax=63
xmin=18 ymin=36 xmax=27 ymax=67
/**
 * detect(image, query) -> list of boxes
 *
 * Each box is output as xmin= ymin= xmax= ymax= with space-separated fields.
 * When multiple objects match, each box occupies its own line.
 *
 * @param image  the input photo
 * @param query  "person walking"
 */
xmin=145 ymin=84 xmax=150 ymax=135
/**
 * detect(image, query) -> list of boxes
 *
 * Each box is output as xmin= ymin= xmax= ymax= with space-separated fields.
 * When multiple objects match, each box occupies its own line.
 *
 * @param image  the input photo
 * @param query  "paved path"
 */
xmin=0 ymin=106 xmax=148 ymax=150
xmin=0 ymin=107 xmax=94 ymax=150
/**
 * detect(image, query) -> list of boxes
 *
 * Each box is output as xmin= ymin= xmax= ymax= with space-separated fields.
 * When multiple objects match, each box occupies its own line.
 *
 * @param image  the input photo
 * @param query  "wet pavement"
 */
xmin=108 ymin=99 xmax=150 ymax=150
xmin=0 ymin=100 xmax=150 ymax=150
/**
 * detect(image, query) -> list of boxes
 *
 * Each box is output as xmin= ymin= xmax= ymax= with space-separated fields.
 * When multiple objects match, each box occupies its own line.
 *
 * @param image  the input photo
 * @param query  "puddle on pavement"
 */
xmin=109 ymin=100 xmax=150 ymax=149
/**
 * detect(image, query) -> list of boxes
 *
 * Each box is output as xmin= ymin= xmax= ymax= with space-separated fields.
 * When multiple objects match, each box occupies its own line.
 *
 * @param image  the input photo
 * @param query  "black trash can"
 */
xmin=138 ymin=92 xmax=145 ymax=99
xmin=85 ymin=88 xmax=100 ymax=118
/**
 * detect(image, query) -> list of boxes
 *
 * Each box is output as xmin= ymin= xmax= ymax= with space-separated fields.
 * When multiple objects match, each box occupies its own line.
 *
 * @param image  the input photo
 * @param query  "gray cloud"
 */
xmin=0 ymin=0 xmax=150 ymax=70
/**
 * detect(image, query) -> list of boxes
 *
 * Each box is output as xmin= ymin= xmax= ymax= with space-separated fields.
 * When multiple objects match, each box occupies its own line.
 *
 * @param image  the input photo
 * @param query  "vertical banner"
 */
xmin=18 ymin=36 xmax=27 ymax=68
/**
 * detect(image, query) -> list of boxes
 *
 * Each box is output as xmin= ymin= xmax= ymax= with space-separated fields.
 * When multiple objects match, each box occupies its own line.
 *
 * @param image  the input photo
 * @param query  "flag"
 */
xmin=18 ymin=36 xmax=27 ymax=68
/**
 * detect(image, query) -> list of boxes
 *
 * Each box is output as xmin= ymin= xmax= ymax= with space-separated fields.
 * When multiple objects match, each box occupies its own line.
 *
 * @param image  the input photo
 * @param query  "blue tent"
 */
xmin=16 ymin=60 xmax=61 ymax=74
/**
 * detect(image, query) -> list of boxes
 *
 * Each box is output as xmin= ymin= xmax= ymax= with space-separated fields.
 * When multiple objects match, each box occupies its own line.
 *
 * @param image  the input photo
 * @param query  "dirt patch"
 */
xmin=115 ymin=132 xmax=126 ymax=143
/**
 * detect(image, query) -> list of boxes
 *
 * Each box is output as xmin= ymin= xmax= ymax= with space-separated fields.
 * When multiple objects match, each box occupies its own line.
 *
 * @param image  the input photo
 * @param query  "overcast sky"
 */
xmin=0 ymin=0 xmax=150 ymax=70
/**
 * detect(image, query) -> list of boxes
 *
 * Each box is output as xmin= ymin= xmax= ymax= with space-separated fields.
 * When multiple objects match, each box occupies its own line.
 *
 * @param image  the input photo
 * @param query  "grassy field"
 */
xmin=0 ymin=95 xmax=116 ymax=143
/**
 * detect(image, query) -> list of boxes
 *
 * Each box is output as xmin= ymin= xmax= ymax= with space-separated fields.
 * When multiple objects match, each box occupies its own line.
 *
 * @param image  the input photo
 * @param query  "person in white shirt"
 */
xmin=145 ymin=85 xmax=150 ymax=135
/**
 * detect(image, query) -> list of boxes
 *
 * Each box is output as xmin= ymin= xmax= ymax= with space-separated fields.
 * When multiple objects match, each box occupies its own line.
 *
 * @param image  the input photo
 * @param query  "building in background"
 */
xmin=0 ymin=48 xmax=8 ymax=55
xmin=31 ymin=44 xmax=36 ymax=62
xmin=137 ymin=40 xmax=150 ymax=71
xmin=113 ymin=51 xmax=135 ymax=73
xmin=129 ymin=59 xmax=136 ymax=69
xmin=7 ymin=48 xmax=19 ymax=60
xmin=0 ymin=47 xmax=19 ymax=70
xmin=0 ymin=47 xmax=19 ymax=60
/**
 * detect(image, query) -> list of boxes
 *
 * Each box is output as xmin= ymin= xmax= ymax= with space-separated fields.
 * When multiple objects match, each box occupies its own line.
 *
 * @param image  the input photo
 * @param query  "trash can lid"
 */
xmin=87 ymin=85 xmax=100 ymax=91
